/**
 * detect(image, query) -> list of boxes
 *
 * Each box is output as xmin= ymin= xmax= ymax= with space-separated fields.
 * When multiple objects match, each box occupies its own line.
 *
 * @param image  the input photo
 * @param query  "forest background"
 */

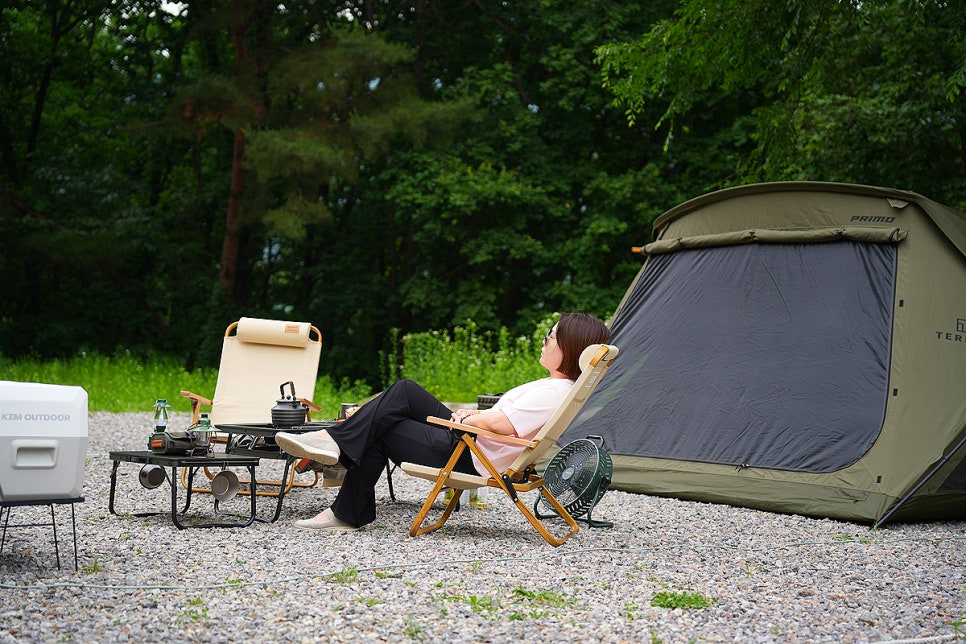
xmin=2 ymin=0 xmax=965 ymax=394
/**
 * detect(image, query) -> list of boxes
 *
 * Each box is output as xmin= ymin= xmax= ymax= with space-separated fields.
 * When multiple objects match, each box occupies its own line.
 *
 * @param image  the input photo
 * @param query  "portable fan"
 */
xmin=534 ymin=436 xmax=613 ymax=528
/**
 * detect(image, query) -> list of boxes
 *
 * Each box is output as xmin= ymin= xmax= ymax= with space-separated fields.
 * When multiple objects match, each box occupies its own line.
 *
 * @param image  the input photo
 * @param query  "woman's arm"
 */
xmin=452 ymin=409 xmax=516 ymax=436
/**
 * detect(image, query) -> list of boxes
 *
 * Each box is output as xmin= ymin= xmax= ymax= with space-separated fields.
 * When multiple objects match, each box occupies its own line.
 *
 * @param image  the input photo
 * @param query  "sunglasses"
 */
xmin=543 ymin=327 xmax=557 ymax=346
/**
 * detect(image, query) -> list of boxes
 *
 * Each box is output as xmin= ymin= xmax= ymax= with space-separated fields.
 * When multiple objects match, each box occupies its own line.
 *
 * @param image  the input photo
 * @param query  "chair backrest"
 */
xmin=505 ymin=343 xmax=619 ymax=477
xmin=209 ymin=317 xmax=322 ymax=425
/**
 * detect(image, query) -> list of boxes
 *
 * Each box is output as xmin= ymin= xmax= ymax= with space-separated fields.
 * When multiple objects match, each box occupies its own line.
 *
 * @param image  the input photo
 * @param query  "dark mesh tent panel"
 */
xmin=938 ymin=448 xmax=966 ymax=494
xmin=563 ymin=241 xmax=897 ymax=473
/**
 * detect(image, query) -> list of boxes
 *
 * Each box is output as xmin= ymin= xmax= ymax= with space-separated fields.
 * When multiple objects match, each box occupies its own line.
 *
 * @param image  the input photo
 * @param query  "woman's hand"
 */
xmin=451 ymin=409 xmax=479 ymax=424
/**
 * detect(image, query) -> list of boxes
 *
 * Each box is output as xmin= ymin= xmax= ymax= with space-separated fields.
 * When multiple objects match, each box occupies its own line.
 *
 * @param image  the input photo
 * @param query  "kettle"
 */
xmin=272 ymin=381 xmax=308 ymax=428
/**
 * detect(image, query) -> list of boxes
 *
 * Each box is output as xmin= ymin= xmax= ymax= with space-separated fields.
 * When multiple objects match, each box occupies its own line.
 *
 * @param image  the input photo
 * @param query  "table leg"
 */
xmin=170 ymin=465 xmax=201 ymax=527
xmin=108 ymin=460 xmax=121 ymax=515
xmin=172 ymin=464 xmax=257 ymax=529
xmin=181 ymin=466 xmax=194 ymax=514
xmin=246 ymin=464 xmax=257 ymax=526
xmin=170 ymin=466 xmax=185 ymax=530
xmin=109 ymin=459 xmax=164 ymax=519
xmin=269 ymin=458 xmax=294 ymax=523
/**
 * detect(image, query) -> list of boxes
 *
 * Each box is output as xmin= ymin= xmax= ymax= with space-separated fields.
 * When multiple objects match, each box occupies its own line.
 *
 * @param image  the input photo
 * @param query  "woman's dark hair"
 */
xmin=555 ymin=312 xmax=610 ymax=380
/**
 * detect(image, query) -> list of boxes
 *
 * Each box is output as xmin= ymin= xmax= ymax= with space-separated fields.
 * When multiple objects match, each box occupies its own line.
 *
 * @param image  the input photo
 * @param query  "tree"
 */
xmin=296 ymin=1 xmax=683 ymax=383
xmin=6 ymin=0 xmax=752 ymax=389
xmin=596 ymin=0 xmax=966 ymax=208
xmin=0 ymin=0 xmax=196 ymax=357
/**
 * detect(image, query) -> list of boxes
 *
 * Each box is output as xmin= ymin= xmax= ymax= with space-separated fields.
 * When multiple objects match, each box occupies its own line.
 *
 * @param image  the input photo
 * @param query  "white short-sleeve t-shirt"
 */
xmin=471 ymin=377 xmax=574 ymax=476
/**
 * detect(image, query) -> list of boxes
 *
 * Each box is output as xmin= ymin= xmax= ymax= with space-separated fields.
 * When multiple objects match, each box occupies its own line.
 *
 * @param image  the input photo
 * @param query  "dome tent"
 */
xmin=561 ymin=182 xmax=966 ymax=526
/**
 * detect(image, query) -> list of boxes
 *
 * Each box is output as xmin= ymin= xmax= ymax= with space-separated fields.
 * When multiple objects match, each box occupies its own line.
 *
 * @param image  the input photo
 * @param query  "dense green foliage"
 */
xmin=597 ymin=0 xmax=966 ymax=202
xmin=2 ymin=1 xmax=963 ymax=388
xmin=393 ymin=316 xmax=556 ymax=403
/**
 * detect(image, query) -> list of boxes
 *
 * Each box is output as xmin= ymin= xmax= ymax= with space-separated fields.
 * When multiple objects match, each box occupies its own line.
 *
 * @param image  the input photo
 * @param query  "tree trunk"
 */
xmin=218 ymin=128 xmax=245 ymax=295
xmin=217 ymin=1 xmax=251 ymax=297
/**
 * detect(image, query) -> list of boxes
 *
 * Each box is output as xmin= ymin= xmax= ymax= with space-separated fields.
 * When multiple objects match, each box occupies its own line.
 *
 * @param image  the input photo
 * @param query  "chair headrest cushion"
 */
xmin=578 ymin=343 xmax=614 ymax=371
xmin=235 ymin=317 xmax=310 ymax=347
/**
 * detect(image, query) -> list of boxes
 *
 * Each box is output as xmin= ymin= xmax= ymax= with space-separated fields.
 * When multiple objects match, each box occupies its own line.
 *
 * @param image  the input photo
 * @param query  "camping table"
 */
xmin=1 ymin=497 xmax=83 ymax=571
xmin=108 ymin=451 xmax=259 ymax=529
xmin=217 ymin=421 xmax=338 ymax=521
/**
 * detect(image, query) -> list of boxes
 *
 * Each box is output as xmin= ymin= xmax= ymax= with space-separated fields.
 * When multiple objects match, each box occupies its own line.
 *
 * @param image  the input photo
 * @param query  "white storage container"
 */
xmin=0 ymin=381 xmax=88 ymax=502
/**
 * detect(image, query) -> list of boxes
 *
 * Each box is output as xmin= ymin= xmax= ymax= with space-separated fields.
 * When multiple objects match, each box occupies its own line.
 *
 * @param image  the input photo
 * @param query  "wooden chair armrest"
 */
xmin=299 ymin=398 xmax=322 ymax=412
xmin=427 ymin=416 xmax=535 ymax=447
xmin=299 ymin=397 xmax=322 ymax=422
xmin=180 ymin=391 xmax=212 ymax=425
xmin=180 ymin=391 xmax=212 ymax=406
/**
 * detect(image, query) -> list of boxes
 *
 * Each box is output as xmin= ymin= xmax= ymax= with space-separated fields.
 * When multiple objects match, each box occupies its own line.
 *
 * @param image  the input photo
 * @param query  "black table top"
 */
xmin=215 ymin=421 xmax=338 ymax=438
xmin=108 ymin=450 xmax=260 ymax=467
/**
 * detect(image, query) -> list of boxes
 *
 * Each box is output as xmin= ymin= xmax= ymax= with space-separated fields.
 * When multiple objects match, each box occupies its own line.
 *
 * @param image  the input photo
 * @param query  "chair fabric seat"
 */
xmin=400 ymin=462 xmax=486 ymax=490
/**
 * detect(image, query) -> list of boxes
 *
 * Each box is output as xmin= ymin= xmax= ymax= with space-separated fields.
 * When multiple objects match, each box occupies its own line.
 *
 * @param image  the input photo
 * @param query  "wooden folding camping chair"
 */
xmin=179 ymin=317 xmax=324 ymax=497
xmin=402 ymin=343 xmax=619 ymax=547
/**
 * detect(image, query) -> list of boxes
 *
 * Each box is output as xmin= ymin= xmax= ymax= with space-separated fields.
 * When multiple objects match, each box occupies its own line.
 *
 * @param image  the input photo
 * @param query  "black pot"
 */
xmin=272 ymin=381 xmax=308 ymax=428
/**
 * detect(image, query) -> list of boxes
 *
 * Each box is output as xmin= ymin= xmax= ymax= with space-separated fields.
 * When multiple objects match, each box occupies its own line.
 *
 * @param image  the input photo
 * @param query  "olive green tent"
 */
xmin=562 ymin=182 xmax=966 ymax=525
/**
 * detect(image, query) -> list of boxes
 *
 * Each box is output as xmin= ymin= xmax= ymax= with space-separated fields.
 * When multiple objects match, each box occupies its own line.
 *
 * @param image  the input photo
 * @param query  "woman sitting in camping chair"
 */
xmin=275 ymin=312 xmax=610 ymax=531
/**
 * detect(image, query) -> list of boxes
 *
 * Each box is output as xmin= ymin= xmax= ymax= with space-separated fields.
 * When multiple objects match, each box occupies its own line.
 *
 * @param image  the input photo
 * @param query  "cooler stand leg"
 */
xmin=48 ymin=504 xmax=61 ymax=569
xmin=0 ymin=507 xmax=8 ymax=560
xmin=70 ymin=502 xmax=79 ymax=571
xmin=0 ymin=502 xmax=76 ymax=570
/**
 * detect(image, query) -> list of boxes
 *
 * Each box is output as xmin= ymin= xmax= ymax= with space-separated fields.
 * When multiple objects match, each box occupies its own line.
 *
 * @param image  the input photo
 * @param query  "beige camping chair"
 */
xmin=402 ymin=343 xmax=619 ymax=547
xmin=180 ymin=317 xmax=323 ymax=496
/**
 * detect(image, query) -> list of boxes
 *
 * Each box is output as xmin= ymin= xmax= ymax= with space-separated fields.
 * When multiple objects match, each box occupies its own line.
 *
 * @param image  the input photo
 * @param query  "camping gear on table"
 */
xmin=272 ymin=381 xmax=310 ymax=428
xmin=560 ymin=181 xmax=966 ymax=527
xmin=148 ymin=399 xmax=212 ymax=456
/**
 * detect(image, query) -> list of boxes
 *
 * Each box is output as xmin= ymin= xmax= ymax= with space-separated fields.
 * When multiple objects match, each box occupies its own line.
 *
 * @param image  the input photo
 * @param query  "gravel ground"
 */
xmin=0 ymin=411 xmax=964 ymax=643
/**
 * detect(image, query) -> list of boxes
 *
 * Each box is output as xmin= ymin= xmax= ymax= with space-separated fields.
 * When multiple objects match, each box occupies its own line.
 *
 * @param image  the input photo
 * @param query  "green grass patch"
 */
xmin=0 ymin=351 xmax=372 ymax=416
xmin=650 ymin=589 xmax=717 ymax=610
xmin=1 ymin=315 xmax=561 ymax=412
xmin=510 ymin=586 xmax=575 ymax=609
xmin=324 ymin=567 xmax=360 ymax=584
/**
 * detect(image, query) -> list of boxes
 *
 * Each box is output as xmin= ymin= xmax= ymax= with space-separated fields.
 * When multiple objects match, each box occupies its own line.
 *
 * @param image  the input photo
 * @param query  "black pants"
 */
xmin=327 ymin=379 xmax=476 ymax=527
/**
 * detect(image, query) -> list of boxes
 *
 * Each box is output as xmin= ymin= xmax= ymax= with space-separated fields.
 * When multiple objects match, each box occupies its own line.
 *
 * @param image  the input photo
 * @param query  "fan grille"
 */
xmin=538 ymin=438 xmax=612 ymax=518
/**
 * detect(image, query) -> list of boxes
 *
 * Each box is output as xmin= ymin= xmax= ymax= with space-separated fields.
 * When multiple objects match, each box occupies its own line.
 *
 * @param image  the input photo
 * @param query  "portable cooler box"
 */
xmin=0 ymin=381 xmax=88 ymax=502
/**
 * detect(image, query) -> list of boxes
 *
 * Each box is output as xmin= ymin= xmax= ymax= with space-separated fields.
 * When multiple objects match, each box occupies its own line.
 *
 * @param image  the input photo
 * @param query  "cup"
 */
xmin=138 ymin=464 xmax=166 ymax=489
xmin=469 ymin=487 xmax=488 ymax=509
xmin=338 ymin=403 xmax=359 ymax=421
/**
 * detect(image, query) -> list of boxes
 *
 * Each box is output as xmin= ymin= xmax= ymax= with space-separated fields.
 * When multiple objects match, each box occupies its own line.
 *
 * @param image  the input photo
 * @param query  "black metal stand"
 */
xmin=1 ymin=497 xmax=84 ymax=571
xmin=532 ymin=479 xmax=614 ymax=529
xmin=109 ymin=451 xmax=259 ymax=529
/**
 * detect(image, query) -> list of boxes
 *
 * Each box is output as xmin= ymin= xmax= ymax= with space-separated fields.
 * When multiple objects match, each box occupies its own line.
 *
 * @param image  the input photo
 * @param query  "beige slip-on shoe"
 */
xmin=295 ymin=509 xmax=359 ymax=532
xmin=275 ymin=430 xmax=340 ymax=465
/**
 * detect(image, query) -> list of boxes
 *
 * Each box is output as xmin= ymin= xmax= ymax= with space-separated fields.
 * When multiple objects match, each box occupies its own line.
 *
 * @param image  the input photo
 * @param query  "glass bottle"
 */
xmin=469 ymin=487 xmax=488 ymax=509
xmin=153 ymin=399 xmax=171 ymax=433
